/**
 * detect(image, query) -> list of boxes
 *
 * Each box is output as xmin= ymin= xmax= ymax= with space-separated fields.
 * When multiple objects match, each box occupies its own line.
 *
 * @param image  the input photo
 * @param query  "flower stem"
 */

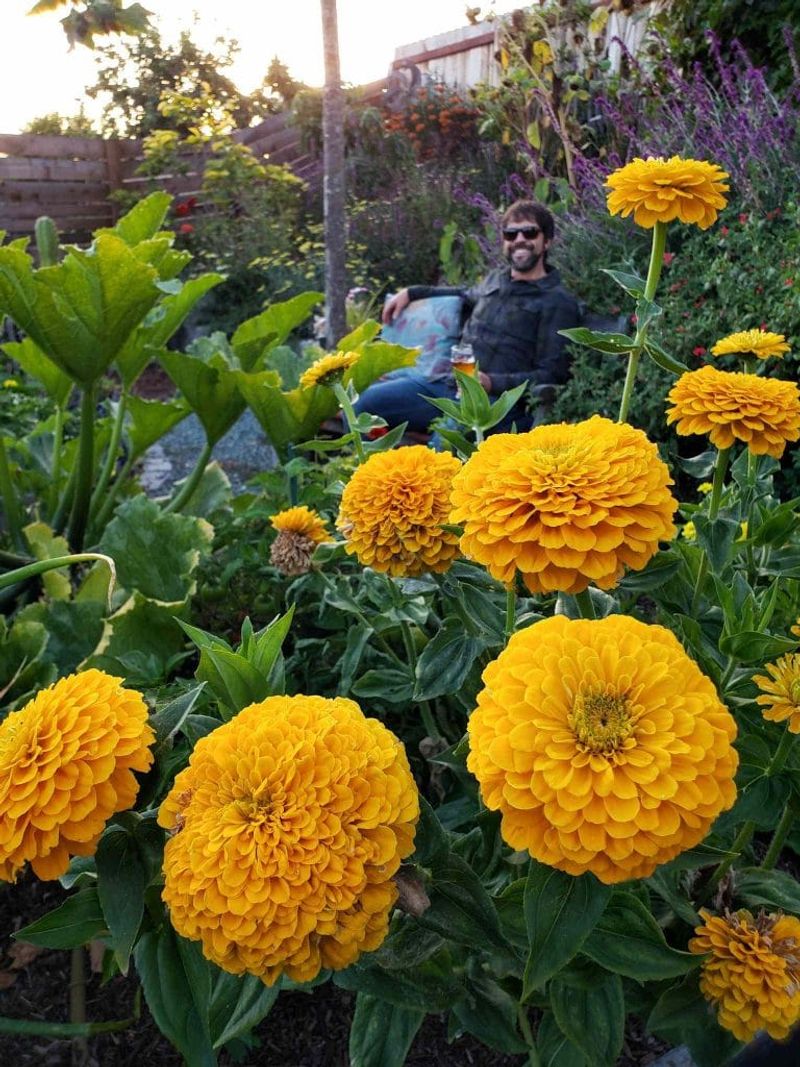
xmin=0 ymin=553 xmax=116 ymax=606
xmin=336 ymin=385 xmax=366 ymax=464
xmin=163 ymin=440 xmax=213 ymax=514
xmin=67 ymin=385 xmax=96 ymax=552
xmin=574 ymin=588 xmax=596 ymax=619
xmin=89 ymin=390 xmax=128 ymax=525
xmin=761 ymin=801 xmax=796 ymax=871
xmin=48 ymin=402 xmax=67 ymax=520
xmin=690 ymin=447 xmax=730 ymax=614
xmin=0 ymin=434 xmax=26 ymax=552
xmin=505 ymin=585 xmax=517 ymax=640
xmin=91 ymin=453 xmax=134 ymax=535
xmin=705 ymin=820 xmax=756 ymax=898
xmin=517 ymin=1006 xmax=541 ymax=1067
xmin=618 ymin=220 xmax=667 ymax=424
xmin=399 ymin=617 xmax=441 ymax=740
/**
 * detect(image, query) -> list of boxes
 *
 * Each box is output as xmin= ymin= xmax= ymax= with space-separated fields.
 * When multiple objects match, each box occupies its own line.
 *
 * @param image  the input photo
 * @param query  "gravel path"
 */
xmin=140 ymin=410 xmax=278 ymax=496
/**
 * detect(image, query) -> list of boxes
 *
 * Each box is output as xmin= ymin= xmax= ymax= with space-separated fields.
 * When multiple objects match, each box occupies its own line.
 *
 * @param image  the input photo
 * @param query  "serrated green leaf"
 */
xmin=232 ymin=291 xmax=322 ymax=371
xmin=160 ymin=347 xmax=247 ymax=445
xmin=2 ymin=337 xmax=72 ymax=405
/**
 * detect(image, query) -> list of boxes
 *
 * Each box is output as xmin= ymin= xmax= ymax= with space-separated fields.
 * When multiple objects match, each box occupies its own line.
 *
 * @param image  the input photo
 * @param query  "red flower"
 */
xmin=755 ymin=285 xmax=764 ymax=294
xmin=179 ymin=222 xmax=194 ymax=235
xmin=720 ymin=226 xmax=729 ymax=236
xmin=785 ymin=278 xmax=795 ymax=287
xmin=693 ymin=346 xmax=707 ymax=357
xmin=738 ymin=213 xmax=748 ymax=224
xmin=367 ymin=426 xmax=388 ymax=440
xmin=630 ymin=314 xmax=638 ymax=325
xmin=662 ymin=252 xmax=675 ymax=266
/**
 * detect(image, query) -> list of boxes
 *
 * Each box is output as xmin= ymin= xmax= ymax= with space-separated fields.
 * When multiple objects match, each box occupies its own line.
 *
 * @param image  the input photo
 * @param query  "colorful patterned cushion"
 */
xmin=380 ymin=295 xmax=464 ymax=381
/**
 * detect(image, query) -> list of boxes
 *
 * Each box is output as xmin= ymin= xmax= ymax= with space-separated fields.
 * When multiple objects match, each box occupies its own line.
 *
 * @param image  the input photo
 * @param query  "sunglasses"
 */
xmin=502 ymin=225 xmax=542 ymax=241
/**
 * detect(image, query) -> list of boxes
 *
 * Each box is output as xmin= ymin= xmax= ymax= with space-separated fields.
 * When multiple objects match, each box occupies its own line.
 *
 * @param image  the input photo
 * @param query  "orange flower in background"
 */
xmin=338 ymin=445 xmax=461 ymax=577
xmin=0 ymin=670 xmax=155 ymax=882
xmin=711 ymin=329 xmax=790 ymax=360
xmin=449 ymin=416 xmax=677 ymax=595
xmin=299 ymin=351 xmax=359 ymax=389
xmin=690 ymin=910 xmax=800 ymax=1042
xmin=159 ymin=695 xmax=419 ymax=985
xmin=666 ymin=366 xmax=800 ymax=458
xmin=606 ymin=155 xmax=729 ymax=229
xmin=753 ymin=654 xmax=800 ymax=733
xmin=467 ymin=615 xmax=738 ymax=884
xmin=269 ymin=506 xmax=328 ymax=576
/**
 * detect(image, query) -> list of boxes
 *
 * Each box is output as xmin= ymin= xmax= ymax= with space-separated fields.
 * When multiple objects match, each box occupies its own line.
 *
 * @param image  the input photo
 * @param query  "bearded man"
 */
xmin=353 ymin=200 xmax=582 ymax=434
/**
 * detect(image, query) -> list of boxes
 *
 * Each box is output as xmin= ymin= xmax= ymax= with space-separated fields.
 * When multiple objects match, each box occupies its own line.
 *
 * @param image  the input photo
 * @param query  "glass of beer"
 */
xmin=450 ymin=342 xmax=476 ymax=377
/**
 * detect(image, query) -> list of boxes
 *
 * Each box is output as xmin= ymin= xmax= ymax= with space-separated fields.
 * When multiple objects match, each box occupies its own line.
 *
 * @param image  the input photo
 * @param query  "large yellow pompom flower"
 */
xmin=690 ymin=910 xmax=800 ymax=1042
xmin=159 ymin=695 xmax=419 ymax=985
xmin=666 ymin=366 xmax=800 ymax=458
xmin=337 ymin=445 xmax=461 ymax=577
xmin=605 ymin=155 xmax=729 ymax=229
xmin=0 ymin=670 xmax=155 ymax=882
xmin=299 ymin=350 xmax=359 ymax=389
xmin=711 ymin=329 xmax=790 ymax=361
xmin=467 ymin=615 xmax=738 ymax=884
xmin=753 ymin=654 xmax=800 ymax=734
xmin=449 ymin=416 xmax=677 ymax=595
xmin=269 ymin=506 xmax=329 ymax=576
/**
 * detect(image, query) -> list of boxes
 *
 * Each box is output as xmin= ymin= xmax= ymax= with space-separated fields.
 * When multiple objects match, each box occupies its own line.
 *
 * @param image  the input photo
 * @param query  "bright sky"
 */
xmin=0 ymin=0 xmax=524 ymax=133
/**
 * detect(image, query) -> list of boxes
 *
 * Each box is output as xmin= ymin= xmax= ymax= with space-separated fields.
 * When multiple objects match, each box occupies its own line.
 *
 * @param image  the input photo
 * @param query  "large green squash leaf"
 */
xmin=160 ymin=347 xmax=250 ymax=445
xmin=125 ymin=395 xmax=191 ymax=459
xmin=231 ymin=291 xmax=322 ymax=370
xmin=1 ymin=337 xmax=72 ymax=405
xmin=98 ymin=191 xmax=172 ymax=246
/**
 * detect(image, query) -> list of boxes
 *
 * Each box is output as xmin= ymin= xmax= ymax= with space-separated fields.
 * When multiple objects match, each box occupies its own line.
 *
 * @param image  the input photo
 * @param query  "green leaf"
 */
xmin=679 ymin=450 xmax=717 ymax=478
xmin=99 ymin=495 xmax=213 ymax=602
xmin=451 ymin=974 xmax=528 ymax=1053
xmin=599 ymin=268 xmax=645 ymax=299
xmin=16 ymin=888 xmax=106 ymax=949
xmin=349 ymin=993 xmax=424 ymax=1067
xmin=644 ymin=338 xmax=688 ymax=375
xmin=523 ymin=862 xmax=611 ymax=997
xmin=692 ymin=513 xmax=741 ymax=573
xmin=617 ymin=551 xmax=680 ymax=593
xmin=195 ymin=647 xmax=273 ymax=716
xmin=558 ymin=327 xmax=637 ymax=354
xmin=107 ymin=191 xmax=172 ymax=246
xmin=550 ymin=969 xmax=624 ymax=1067
xmin=151 ymin=685 xmax=205 ymax=744
xmin=89 ymin=592 xmax=187 ymax=687
xmin=125 ymin=395 xmax=191 ymax=459
xmin=413 ymin=797 xmax=449 ymax=866
xmin=160 ymin=347 xmax=246 ymax=445
xmin=647 ymin=976 xmax=742 ymax=1067
xmin=635 ymin=296 xmax=663 ymax=332
xmin=718 ymin=630 xmax=798 ymax=663
xmin=413 ymin=617 xmax=485 ymax=700
xmin=334 ymin=954 xmax=464 ymax=1013
xmin=134 ymin=926 xmax=216 ymax=1067
xmin=351 ymin=668 xmax=414 ymax=703
xmin=495 ymin=877 xmax=528 ymax=951
xmin=16 ymin=598 xmax=105 ymax=675
xmin=536 ymin=1012 xmax=588 ymax=1067
xmin=232 ymin=291 xmax=322 ymax=371
xmin=339 ymin=623 xmax=371 ymax=693
xmin=0 ymin=235 xmax=160 ymax=385
xmin=581 ymin=892 xmax=698 ymax=981
xmin=370 ymin=917 xmax=444 ymax=970
xmin=724 ymin=774 xmax=791 ymax=830
xmin=2 ymin=337 xmax=72 ymax=405
xmin=424 ymin=853 xmax=513 ymax=959
xmin=208 ymin=970 xmax=280 ymax=1049
xmin=96 ymin=828 xmax=146 ymax=974
xmin=737 ymin=866 xmax=800 ymax=915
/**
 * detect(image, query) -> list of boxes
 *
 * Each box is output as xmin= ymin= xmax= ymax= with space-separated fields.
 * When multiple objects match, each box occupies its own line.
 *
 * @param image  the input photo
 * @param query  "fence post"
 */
xmin=104 ymin=139 xmax=123 ymax=222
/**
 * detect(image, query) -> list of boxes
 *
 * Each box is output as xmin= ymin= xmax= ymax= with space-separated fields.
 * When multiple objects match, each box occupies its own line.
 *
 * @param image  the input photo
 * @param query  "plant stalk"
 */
xmin=617 ymin=220 xmax=667 ymax=424
xmin=69 ymin=945 xmax=88 ymax=1067
xmin=517 ymin=1005 xmax=541 ymax=1067
xmin=690 ymin=447 xmax=730 ymax=615
xmin=163 ymin=440 xmax=213 ymax=514
xmin=574 ymin=588 xmax=596 ymax=619
xmin=48 ymin=401 xmax=68 ymax=520
xmin=505 ymin=585 xmax=517 ymax=640
xmin=89 ymin=390 xmax=128 ymax=524
xmin=761 ymin=801 xmax=796 ymax=871
xmin=399 ymin=617 xmax=441 ymax=740
xmin=92 ymin=453 xmax=135 ymax=534
xmin=0 ymin=434 xmax=26 ymax=552
xmin=67 ymin=385 xmax=97 ymax=552
xmin=335 ymin=384 xmax=366 ymax=463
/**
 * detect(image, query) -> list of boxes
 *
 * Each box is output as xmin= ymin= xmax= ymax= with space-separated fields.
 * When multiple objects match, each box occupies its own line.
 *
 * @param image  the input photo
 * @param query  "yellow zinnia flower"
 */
xmin=299 ymin=350 xmax=359 ymax=389
xmin=467 ymin=615 xmax=738 ymax=884
xmin=753 ymin=654 xmax=800 ymax=733
xmin=269 ymin=506 xmax=329 ymax=576
xmin=681 ymin=520 xmax=697 ymax=541
xmin=449 ymin=416 xmax=677 ymax=595
xmin=159 ymin=695 xmax=419 ymax=985
xmin=337 ymin=445 xmax=461 ymax=577
xmin=0 ymin=670 xmax=155 ymax=882
xmin=605 ymin=156 xmax=729 ymax=229
xmin=690 ymin=910 xmax=800 ymax=1042
xmin=711 ymin=329 xmax=790 ymax=360
xmin=667 ymin=366 xmax=800 ymax=458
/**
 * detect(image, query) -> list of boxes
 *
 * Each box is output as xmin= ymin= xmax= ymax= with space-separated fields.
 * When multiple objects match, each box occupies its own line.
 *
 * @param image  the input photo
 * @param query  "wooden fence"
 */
xmin=0 ymin=78 xmax=388 ymax=244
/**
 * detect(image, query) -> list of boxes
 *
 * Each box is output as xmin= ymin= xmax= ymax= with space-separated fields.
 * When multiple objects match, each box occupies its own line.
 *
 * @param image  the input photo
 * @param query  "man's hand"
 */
xmin=382 ymin=289 xmax=410 ymax=324
xmin=478 ymin=371 xmax=492 ymax=392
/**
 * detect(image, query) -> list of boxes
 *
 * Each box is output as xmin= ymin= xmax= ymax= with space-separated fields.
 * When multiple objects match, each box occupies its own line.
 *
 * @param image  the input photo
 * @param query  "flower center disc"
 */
xmin=570 ymin=688 xmax=633 ymax=754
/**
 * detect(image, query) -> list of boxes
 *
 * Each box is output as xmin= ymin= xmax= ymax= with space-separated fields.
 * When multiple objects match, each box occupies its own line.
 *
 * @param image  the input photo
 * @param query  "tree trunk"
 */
xmin=320 ymin=0 xmax=347 ymax=347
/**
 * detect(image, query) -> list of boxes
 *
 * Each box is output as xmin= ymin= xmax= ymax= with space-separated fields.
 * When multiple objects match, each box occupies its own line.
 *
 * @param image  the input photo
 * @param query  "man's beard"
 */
xmin=505 ymin=245 xmax=543 ymax=273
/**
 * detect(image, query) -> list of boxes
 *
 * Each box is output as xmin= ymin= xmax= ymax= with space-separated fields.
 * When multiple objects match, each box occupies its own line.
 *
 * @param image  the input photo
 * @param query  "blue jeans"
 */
xmin=353 ymin=374 xmax=457 ymax=433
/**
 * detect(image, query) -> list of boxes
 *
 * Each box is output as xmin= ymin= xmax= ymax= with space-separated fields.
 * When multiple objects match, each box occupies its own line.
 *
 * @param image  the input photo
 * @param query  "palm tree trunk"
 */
xmin=320 ymin=0 xmax=347 ymax=346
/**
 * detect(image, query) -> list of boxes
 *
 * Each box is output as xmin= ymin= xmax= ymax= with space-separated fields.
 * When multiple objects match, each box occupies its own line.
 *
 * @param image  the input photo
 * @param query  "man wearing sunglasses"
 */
xmin=355 ymin=200 xmax=581 ymax=435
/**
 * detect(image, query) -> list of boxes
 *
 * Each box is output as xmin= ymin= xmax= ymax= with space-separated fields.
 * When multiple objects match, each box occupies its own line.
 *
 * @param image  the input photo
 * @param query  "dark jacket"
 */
xmin=408 ymin=266 xmax=581 ymax=395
